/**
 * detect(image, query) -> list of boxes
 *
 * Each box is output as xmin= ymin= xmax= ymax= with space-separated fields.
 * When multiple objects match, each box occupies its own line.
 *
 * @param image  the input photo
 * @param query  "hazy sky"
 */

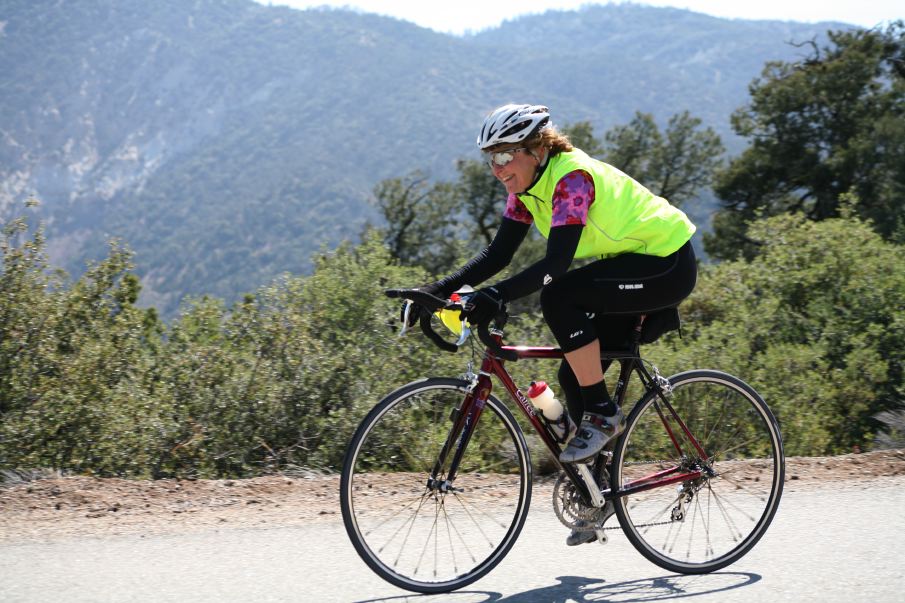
xmin=258 ymin=0 xmax=901 ymax=34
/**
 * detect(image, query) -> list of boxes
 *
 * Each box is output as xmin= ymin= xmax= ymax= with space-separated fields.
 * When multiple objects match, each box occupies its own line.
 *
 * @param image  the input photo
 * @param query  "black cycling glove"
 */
xmin=399 ymin=283 xmax=445 ymax=328
xmin=461 ymin=286 xmax=506 ymax=326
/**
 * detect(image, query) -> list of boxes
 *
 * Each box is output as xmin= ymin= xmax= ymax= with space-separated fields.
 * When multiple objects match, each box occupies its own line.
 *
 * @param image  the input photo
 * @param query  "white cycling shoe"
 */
xmin=559 ymin=408 xmax=625 ymax=464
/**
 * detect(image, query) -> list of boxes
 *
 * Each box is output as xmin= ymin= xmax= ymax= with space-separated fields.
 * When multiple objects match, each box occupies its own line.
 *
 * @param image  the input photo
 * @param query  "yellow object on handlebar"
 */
xmin=434 ymin=290 xmax=471 ymax=335
xmin=435 ymin=308 xmax=466 ymax=335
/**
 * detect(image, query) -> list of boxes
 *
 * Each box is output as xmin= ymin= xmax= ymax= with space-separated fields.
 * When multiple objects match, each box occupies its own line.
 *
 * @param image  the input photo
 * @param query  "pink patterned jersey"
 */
xmin=502 ymin=169 xmax=595 ymax=227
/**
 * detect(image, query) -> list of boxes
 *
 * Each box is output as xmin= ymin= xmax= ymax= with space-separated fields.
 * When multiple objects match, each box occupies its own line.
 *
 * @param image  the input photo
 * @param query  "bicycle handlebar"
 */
xmin=476 ymin=321 xmax=519 ymax=362
xmin=384 ymin=288 xmax=518 ymax=361
xmin=385 ymin=288 xmax=457 ymax=353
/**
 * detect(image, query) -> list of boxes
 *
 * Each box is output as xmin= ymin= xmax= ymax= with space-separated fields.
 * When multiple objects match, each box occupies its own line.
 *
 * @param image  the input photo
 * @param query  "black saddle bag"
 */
xmin=591 ymin=306 xmax=681 ymax=348
xmin=639 ymin=307 xmax=681 ymax=344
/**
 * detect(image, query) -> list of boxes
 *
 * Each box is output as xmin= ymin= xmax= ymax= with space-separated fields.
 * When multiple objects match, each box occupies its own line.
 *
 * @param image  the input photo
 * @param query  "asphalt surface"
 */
xmin=2 ymin=480 xmax=903 ymax=602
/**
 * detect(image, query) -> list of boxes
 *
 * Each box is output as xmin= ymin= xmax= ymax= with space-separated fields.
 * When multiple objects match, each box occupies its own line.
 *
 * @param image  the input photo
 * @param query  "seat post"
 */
xmin=628 ymin=314 xmax=647 ymax=351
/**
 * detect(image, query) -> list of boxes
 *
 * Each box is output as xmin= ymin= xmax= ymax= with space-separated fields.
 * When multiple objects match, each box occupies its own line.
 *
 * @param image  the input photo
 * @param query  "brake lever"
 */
xmin=398 ymin=300 xmax=414 ymax=337
xmin=388 ymin=288 xmax=472 ymax=352
xmin=454 ymin=318 xmax=471 ymax=347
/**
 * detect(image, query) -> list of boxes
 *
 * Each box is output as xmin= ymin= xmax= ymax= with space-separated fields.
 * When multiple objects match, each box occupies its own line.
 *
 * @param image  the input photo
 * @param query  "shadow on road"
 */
xmin=356 ymin=571 xmax=761 ymax=602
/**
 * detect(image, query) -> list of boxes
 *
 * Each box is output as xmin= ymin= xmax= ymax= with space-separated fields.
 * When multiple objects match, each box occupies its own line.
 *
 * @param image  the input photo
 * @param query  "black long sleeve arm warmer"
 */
xmin=431 ymin=217 xmax=530 ymax=296
xmin=493 ymin=224 xmax=583 ymax=301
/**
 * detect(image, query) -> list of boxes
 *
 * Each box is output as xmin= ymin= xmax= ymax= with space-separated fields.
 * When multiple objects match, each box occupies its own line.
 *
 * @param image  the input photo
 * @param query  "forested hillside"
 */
xmin=2 ymin=18 xmax=904 ymax=478
xmin=0 ymin=0 xmax=847 ymax=314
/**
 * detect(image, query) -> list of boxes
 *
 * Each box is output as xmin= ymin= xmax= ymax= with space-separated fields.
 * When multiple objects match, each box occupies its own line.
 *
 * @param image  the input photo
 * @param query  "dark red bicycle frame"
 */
xmin=432 ymin=329 xmax=709 ymax=506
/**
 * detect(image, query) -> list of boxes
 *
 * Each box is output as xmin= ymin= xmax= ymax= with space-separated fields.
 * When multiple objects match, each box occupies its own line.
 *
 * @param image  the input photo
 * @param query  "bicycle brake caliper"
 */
xmin=462 ymin=362 xmax=479 ymax=393
xmin=652 ymin=366 xmax=673 ymax=397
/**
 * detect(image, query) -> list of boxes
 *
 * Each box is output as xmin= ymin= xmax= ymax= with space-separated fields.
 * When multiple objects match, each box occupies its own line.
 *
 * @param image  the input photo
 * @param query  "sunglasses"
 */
xmin=484 ymin=147 xmax=528 ymax=168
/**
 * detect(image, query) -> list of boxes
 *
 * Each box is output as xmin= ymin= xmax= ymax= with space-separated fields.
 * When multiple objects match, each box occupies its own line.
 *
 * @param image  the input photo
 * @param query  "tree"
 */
xmin=706 ymin=22 xmax=905 ymax=260
xmin=2 ymin=205 xmax=902 ymax=475
xmin=367 ymin=170 xmax=461 ymax=275
xmin=0 ymin=209 xmax=166 ymax=476
xmin=599 ymin=113 xmax=660 ymax=177
xmin=454 ymin=158 xmax=508 ymax=247
xmin=561 ymin=121 xmax=605 ymax=158
xmin=602 ymin=111 xmax=724 ymax=207
xmin=368 ymin=160 xmax=508 ymax=277
xmin=564 ymin=115 xmax=724 ymax=208
xmin=660 ymin=210 xmax=905 ymax=455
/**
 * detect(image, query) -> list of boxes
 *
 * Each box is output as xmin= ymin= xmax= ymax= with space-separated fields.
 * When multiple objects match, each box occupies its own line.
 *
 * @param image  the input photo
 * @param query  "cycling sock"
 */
xmin=580 ymin=381 xmax=618 ymax=417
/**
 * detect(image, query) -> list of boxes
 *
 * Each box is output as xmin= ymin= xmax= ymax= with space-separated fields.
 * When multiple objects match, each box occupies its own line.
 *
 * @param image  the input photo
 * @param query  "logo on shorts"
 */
xmin=619 ymin=283 xmax=644 ymax=290
xmin=543 ymin=274 xmax=553 ymax=285
xmin=569 ymin=330 xmax=583 ymax=339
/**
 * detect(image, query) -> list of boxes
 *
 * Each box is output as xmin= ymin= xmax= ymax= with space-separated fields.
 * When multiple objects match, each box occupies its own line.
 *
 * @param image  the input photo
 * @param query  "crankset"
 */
xmin=551 ymin=464 xmax=616 ymax=533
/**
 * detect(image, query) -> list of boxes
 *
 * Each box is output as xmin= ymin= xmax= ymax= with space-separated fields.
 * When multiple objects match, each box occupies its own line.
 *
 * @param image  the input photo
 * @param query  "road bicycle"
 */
xmin=340 ymin=289 xmax=784 ymax=594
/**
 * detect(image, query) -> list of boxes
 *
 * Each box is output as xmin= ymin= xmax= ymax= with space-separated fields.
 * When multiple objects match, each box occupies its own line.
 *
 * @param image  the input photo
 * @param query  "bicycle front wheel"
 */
xmin=340 ymin=377 xmax=531 ymax=594
xmin=612 ymin=370 xmax=784 ymax=574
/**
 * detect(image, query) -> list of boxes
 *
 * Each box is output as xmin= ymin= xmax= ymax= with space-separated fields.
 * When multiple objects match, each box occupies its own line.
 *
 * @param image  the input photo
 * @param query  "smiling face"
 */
xmin=488 ymin=146 xmax=544 ymax=195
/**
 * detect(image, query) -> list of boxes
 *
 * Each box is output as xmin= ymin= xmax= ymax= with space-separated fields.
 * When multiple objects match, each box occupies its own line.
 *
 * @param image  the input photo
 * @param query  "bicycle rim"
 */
xmin=340 ymin=378 xmax=531 ymax=593
xmin=612 ymin=369 xmax=784 ymax=573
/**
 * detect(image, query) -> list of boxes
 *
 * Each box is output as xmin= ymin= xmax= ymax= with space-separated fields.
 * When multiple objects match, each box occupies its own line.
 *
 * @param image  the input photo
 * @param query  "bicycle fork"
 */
xmin=427 ymin=374 xmax=492 ymax=491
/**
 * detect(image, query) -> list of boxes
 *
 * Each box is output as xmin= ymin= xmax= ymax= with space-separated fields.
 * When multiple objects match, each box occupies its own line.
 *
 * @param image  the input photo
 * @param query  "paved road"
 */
xmin=2 ymin=481 xmax=903 ymax=602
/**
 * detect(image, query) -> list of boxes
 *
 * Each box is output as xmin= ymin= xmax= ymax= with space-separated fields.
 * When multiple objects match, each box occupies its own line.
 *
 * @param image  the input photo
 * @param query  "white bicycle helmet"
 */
xmin=477 ymin=104 xmax=550 ymax=150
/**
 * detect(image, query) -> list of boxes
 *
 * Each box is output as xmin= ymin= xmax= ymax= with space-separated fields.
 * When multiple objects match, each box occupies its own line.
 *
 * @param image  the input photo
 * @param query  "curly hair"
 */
xmin=526 ymin=125 xmax=574 ymax=156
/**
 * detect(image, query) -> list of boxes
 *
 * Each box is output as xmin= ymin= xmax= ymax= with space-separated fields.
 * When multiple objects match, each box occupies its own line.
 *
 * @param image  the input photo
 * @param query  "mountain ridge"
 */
xmin=0 ymin=0 xmax=851 ymax=314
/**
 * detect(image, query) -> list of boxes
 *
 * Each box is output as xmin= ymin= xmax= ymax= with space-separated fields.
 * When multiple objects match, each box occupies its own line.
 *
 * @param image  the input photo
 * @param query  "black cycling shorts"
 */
xmin=540 ymin=241 xmax=697 ymax=353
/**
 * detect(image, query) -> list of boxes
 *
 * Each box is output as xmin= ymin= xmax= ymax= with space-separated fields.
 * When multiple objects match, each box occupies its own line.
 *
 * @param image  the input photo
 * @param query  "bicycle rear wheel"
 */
xmin=340 ymin=377 xmax=531 ymax=593
xmin=612 ymin=369 xmax=784 ymax=573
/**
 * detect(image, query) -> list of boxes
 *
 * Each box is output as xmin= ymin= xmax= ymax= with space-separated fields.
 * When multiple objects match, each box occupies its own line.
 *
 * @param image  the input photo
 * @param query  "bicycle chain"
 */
xmin=553 ymin=467 xmax=680 ymax=532
xmin=579 ymin=459 xmax=707 ymax=531
xmin=605 ymin=519 xmax=676 ymax=530
xmin=622 ymin=458 xmax=675 ymax=466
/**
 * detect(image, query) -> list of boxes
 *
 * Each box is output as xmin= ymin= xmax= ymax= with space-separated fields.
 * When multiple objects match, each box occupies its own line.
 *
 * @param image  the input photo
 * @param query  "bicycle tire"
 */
xmin=611 ymin=369 xmax=784 ymax=574
xmin=340 ymin=377 xmax=532 ymax=593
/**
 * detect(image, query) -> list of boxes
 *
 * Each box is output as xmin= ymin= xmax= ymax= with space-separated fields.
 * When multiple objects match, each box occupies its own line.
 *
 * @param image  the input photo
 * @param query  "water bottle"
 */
xmin=527 ymin=381 xmax=576 ymax=443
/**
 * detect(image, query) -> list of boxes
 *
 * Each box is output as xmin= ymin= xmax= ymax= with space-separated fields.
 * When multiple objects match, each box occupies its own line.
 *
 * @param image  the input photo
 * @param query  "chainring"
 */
xmin=552 ymin=463 xmax=612 ymax=531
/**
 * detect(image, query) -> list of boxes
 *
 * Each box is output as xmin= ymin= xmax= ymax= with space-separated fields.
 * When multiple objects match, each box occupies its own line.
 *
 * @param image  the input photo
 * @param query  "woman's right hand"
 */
xmin=398 ymin=283 xmax=444 ymax=327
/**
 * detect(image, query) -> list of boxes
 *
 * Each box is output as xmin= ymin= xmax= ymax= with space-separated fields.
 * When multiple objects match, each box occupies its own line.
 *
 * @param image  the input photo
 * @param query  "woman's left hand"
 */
xmin=462 ymin=286 xmax=505 ymax=326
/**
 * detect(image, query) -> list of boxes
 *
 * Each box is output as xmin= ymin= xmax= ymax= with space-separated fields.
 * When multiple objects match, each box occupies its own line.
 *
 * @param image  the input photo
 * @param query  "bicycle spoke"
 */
xmin=713 ymin=471 xmax=772 ymax=503
xmin=695 ymin=492 xmax=715 ymax=558
xmin=710 ymin=487 xmax=744 ymax=541
xmin=629 ymin=491 xmax=683 ymax=534
xmin=703 ymin=490 xmax=715 ymax=558
xmin=707 ymin=481 xmax=760 ymax=525
xmin=707 ymin=432 xmax=770 ymax=462
xmin=414 ymin=503 xmax=441 ymax=577
xmin=392 ymin=496 xmax=431 ymax=566
xmin=613 ymin=371 xmax=783 ymax=573
xmin=685 ymin=497 xmax=699 ymax=559
xmin=441 ymin=502 xmax=460 ymax=575
xmin=664 ymin=510 xmax=687 ymax=554
xmin=464 ymin=457 xmax=517 ymax=474
xmin=449 ymin=492 xmax=509 ymax=544
xmin=363 ymin=492 xmax=429 ymax=541
xmin=341 ymin=379 xmax=530 ymax=592
xmin=702 ymin=388 xmax=732 ymax=448
xmin=443 ymin=497 xmax=481 ymax=565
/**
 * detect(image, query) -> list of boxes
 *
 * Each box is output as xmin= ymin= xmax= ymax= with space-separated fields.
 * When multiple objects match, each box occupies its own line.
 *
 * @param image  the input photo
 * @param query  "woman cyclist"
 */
xmin=403 ymin=104 xmax=697 ymax=541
